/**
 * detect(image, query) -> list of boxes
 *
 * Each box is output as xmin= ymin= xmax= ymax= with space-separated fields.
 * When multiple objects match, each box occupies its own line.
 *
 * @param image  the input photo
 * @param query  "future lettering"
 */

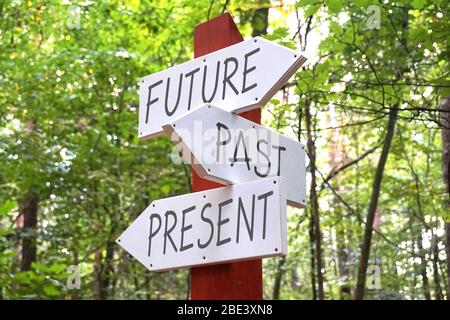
xmin=145 ymin=48 xmax=260 ymax=124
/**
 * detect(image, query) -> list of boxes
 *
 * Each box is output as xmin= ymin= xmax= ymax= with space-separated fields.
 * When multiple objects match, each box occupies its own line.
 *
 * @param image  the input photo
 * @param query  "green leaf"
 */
xmin=270 ymin=98 xmax=281 ymax=106
xmin=412 ymin=0 xmax=426 ymax=9
xmin=441 ymin=86 xmax=450 ymax=97
xmin=43 ymin=284 xmax=60 ymax=297
xmin=304 ymin=4 xmax=320 ymax=17
xmin=296 ymin=0 xmax=317 ymax=6
xmin=49 ymin=263 xmax=67 ymax=274
xmin=352 ymin=0 xmax=368 ymax=5
xmin=326 ymin=0 xmax=344 ymax=13
xmin=0 ymin=201 xmax=16 ymax=217
xmin=161 ymin=184 xmax=171 ymax=194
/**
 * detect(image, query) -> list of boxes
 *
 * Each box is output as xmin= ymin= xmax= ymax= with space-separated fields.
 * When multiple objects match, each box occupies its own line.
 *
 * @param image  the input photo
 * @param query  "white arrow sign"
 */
xmin=116 ymin=177 xmax=287 ymax=272
xmin=163 ymin=104 xmax=306 ymax=208
xmin=139 ymin=37 xmax=307 ymax=139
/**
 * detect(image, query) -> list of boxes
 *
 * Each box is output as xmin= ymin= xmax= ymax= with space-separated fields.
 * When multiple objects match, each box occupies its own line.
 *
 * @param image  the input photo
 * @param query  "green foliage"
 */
xmin=0 ymin=0 xmax=449 ymax=300
xmin=10 ymin=262 xmax=68 ymax=299
xmin=0 ymin=201 xmax=16 ymax=217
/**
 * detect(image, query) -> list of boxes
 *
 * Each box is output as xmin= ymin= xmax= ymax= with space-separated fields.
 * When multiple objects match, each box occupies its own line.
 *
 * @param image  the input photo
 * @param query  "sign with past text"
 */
xmin=163 ymin=104 xmax=306 ymax=207
xmin=139 ymin=37 xmax=307 ymax=139
xmin=116 ymin=177 xmax=287 ymax=272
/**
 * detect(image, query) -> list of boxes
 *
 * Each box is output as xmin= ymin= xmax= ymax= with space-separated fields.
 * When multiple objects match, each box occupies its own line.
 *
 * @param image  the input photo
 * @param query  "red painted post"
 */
xmin=190 ymin=13 xmax=263 ymax=300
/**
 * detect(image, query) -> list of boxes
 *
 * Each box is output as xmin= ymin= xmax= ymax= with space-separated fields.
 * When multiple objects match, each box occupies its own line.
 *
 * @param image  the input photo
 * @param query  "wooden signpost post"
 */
xmin=116 ymin=13 xmax=307 ymax=300
xmin=191 ymin=14 xmax=264 ymax=300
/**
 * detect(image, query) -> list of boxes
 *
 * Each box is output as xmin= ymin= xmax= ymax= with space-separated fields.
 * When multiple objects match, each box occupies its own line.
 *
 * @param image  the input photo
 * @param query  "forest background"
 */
xmin=1 ymin=0 xmax=450 ymax=300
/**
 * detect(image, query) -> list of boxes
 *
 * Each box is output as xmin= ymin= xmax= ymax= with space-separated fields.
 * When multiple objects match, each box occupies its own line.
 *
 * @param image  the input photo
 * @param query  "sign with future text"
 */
xmin=139 ymin=37 xmax=307 ymax=139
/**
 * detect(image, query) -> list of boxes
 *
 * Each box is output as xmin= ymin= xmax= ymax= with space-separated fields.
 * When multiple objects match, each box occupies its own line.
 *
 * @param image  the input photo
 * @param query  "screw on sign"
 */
xmin=116 ymin=13 xmax=308 ymax=300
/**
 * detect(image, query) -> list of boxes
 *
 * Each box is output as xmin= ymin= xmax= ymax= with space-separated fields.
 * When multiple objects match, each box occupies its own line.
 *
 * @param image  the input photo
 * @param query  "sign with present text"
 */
xmin=116 ymin=177 xmax=287 ymax=272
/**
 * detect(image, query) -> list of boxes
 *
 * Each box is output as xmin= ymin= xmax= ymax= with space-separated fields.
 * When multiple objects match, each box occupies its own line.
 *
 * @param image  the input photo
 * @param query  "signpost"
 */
xmin=163 ymin=104 xmax=306 ymax=207
xmin=116 ymin=177 xmax=287 ymax=272
xmin=138 ymin=36 xmax=307 ymax=140
xmin=116 ymin=12 xmax=307 ymax=300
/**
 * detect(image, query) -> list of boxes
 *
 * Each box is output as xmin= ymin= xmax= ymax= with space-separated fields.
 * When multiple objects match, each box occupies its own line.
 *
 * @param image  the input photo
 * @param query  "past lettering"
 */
xmin=215 ymin=122 xmax=287 ymax=177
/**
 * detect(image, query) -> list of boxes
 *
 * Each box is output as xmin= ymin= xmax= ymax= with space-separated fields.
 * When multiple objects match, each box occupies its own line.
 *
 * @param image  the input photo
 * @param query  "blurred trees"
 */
xmin=0 ymin=0 xmax=449 ymax=300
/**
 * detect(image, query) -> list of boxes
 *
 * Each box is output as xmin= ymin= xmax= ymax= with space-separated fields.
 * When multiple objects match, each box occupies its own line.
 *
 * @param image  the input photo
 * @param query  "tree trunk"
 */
xmin=93 ymin=250 xmax=102 ymax=299
xmin=337 ymin=230 xmax=353 ymax=299
xmin=308 ymin=212 xmax=317 ymax=299
xmin=440 ymin=96 xmax=450 ymax=300
xmin=354 ymin=105 xmax=398 ymax=299
xmin=291 ymin=267 xmax=299 ymax=290
xmin=19 ymin=192 xmax=39 ymax=271
xmin=18 ymin=119 xmax=40 ymax=272
xmin=417 ymin=234 xmax=431 ymax=300
xmin=305 ymin=98 xmax=325 ymax=299
xmin=145 ymin=275 xmax=152 ymax=300
xmin=446 ymin=222 xmax=450 ymax=300
xmin=432 ymin=234 xmax=443 ymax=300
xmin=326 ymin=103 xmax=352 ymax=298
xmin=272 ymin=256 xmax=286 ymax=299
xmin=100 ymin=239 xmax=115 ymax=300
